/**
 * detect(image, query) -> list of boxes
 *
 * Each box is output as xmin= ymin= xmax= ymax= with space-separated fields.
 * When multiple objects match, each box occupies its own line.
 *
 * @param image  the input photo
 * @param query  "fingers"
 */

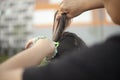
xmin=25 ymin=36 xmax=46 ymax=49
xmin=57 ymin=0 xmax=84 ymax=19
xmin=57 ymin=1 xmax=73 ymax=19
xmin=25 ymin=39 xmax=33 ymax=49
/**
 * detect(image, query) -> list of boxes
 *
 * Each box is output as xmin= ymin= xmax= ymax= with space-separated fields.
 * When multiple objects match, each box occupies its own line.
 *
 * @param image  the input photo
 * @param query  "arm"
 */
xmin=103 ymin=0 xmax=120 ymax=25
xmin=58 ymin=0 xmax=120 ymax=25
xmin=0 ymin=69 xmax=23 ymax=80
xmin=0 ymin=39 xmax=55 ymax=72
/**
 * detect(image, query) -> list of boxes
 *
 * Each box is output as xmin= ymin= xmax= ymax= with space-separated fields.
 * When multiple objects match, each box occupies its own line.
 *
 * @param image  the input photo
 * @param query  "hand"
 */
xmin=57 ymin=0 xmax=104 ymax=19
xmin=34 ymin=39 xmax=55 ymax=57
xmin=25 ymin=38 xmax=35 ymax=49
xmin=57 ymin=0 xmax=86 ymax=19
xmin=25 ymin=36 xmax=46 ymax=49
xmin=25 ymin=37 xmax=55 ymax=58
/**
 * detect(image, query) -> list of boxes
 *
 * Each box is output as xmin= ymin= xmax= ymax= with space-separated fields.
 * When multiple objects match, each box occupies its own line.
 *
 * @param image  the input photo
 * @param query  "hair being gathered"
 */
xmin=52 ymin=11 xmax=87 ymax=59
xmin=52 ymin=11 xmax=70 ymax=42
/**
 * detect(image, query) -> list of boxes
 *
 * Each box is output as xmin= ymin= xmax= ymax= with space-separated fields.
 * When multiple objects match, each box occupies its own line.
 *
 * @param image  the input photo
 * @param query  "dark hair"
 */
xmin=54 ymin=32 xmax=87 ymax=59
xmin=52 ymin=11 xmax=87 ymax=59
xmin=53 ymin=11 xmax=70 ymax=42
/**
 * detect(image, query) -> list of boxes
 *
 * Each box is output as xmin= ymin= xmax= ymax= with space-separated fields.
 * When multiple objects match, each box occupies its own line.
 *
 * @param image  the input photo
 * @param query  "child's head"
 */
xmin=52 ymin=11 xmax=87 ymax=59
xmin=53 ymin=32 xmax=87 ymax=59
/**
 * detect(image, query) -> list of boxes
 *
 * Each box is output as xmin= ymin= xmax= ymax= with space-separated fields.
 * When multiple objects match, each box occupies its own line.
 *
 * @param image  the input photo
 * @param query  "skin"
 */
xmin=103 ymin=0 xmax=120 ymax=24
xmin=57 ymin=0 xmax=120 ymax=25
xmin=0 ymin=39 xmax=55 ymax=80
xmin=25 ymin=37 xmax=39 ymax=49
xmin=57 ymin=0 xmax=104 ymax=19
xmin=0 ymin=0 xmax=120 ymax=80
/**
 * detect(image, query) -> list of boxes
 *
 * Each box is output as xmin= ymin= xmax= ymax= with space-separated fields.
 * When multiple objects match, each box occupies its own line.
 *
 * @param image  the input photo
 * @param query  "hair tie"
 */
xmin=46 ymin=42 xmax=59 ymax=61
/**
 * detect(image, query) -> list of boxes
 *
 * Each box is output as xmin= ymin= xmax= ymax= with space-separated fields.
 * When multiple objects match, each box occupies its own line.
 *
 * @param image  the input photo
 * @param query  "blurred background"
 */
xmin=0 ymin=0 xmax=120 ymax=62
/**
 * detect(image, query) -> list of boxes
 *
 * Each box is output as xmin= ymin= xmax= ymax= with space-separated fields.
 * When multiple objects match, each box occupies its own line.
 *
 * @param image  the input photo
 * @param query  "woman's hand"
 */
xmin=25 ymin=36 xmax=48 ymax=49
xmin=25 ymin=37 xmax=55 ymax=57
xmin=34 ymin=39 xmax=55 ymax=57
xmin=58 ymin=0 xmax=85 ymax=19
xmin=25 ymin=38 xmax=35 ymax=49
xmin=57 ymin=0 xmax=104 ymax=19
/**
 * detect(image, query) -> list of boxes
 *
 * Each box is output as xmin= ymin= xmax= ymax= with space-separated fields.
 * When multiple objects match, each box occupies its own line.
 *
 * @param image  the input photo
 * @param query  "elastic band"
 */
xmin=46 ymin=42 xmax=59 ymax=61
xmin=54 ymin=42 xmax=59 ymax=48
xmin=53 ymin=42 xmax=59 ymax=57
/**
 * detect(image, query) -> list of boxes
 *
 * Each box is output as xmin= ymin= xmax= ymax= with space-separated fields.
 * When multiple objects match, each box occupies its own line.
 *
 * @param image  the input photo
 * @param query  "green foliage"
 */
xmin=0 ymin=55 xmax=9 ymax=63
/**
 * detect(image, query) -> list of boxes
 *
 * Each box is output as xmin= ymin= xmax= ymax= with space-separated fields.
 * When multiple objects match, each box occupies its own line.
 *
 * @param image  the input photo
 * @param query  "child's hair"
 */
xmin=54 ymin=32 xmax=87 ymax=59
xmin=53 ymin=11 xmax=70 ymax=42
xmin=52 ymin=11 xmax=87 ymax=59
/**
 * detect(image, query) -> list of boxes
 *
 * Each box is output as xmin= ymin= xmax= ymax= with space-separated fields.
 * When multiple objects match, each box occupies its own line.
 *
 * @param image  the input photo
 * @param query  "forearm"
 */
xmin=0 ymin=39 xmax=54 ymax=72
xmin=82 ymin=0 xmax=104 ymax=12
xmin=0 ymin=69 xmax=23 ymax=80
